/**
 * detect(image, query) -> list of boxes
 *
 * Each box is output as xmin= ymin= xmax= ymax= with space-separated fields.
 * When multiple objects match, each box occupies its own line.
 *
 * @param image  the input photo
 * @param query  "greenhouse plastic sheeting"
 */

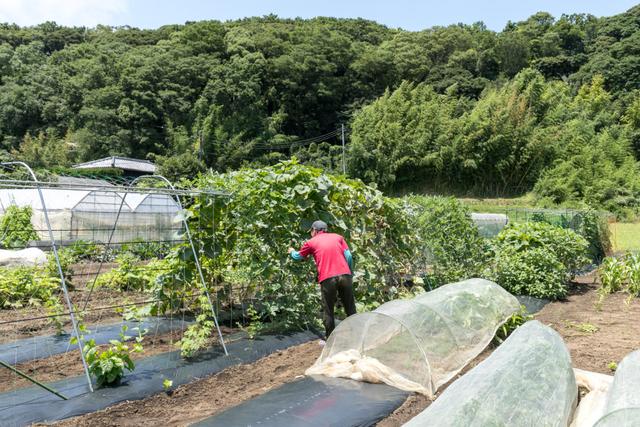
xmin=404 ymin=320 xmax=577 ymax=427
xmin=594 ymin=350 xmax=640 ymax=427
xmin=471 ymin=213 xmax=509 ymax=238
xmin=307 ymin=278 xmax=520 ymax=396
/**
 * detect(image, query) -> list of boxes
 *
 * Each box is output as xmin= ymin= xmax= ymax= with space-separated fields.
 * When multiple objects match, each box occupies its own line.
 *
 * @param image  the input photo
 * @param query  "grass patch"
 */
xmin=609 ymin=222 xmax=640 ymax=252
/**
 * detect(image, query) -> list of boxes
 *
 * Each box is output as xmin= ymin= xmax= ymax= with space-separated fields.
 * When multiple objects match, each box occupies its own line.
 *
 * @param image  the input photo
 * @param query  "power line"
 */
xmin=252 ymin=129 xmax=342 ymax=150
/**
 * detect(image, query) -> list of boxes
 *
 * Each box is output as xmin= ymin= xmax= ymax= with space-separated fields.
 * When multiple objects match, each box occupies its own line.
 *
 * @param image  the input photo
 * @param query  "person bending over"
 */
xmin=288 ymin=220 xmax=356 ymax=339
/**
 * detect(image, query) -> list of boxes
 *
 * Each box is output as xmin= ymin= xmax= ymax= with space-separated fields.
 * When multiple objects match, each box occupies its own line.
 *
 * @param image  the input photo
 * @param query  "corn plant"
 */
xmin=623 ymin=252 xmax=640 ymax=298
xmin=598 ymin=256 xmax=627 ymax=297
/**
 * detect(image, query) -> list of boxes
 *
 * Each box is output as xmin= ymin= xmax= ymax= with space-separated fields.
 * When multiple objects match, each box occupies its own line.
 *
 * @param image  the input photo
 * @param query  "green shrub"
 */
xmin=494 ymin=222 xmax=589 ymax=273
xmin=0 ymin=205 xmax=38 ymax=248
xmin=409 ymin=196 xmax=487 ymax=286
xmin=489 ymin=247 xmax=568 ymax=299
xmin=0 ymin=266 xmax=60 ymax=308
xmin=488 ymin=222 xmax=589 ymax=299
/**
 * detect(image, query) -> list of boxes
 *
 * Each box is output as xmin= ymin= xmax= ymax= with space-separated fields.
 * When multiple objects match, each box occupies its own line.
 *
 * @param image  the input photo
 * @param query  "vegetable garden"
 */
xmin=0 ymin=160 xmax=638 ymax=427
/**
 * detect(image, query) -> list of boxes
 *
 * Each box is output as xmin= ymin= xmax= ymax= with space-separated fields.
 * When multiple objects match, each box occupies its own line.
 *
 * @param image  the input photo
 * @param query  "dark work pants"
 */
xmin=320 ymin=274 xmax=357 ymax=339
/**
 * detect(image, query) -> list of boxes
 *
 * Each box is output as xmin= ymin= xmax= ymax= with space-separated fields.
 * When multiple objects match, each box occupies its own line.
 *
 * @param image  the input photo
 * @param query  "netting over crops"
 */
xmin=405 ymin=320 xmax=577 ymax=426
xmin=307 ymin=278 xmax=520 ymax=396
xmin=594 ymin=350 xmax=640 ymax=427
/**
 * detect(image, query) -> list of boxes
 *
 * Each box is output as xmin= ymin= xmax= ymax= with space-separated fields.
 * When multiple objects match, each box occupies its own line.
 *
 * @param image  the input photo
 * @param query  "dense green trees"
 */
xmin=2 ymin=7 xmax=640 ymax=211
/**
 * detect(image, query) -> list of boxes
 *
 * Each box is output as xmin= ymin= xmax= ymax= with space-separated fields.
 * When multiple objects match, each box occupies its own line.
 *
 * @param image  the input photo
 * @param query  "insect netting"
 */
xmin=594 ymin=350 xmax=640 ymax=427
xmin=404 ymin=320 xmax=577 ymax=427
xmin=306 ymin=278 xmax=520 ymax=396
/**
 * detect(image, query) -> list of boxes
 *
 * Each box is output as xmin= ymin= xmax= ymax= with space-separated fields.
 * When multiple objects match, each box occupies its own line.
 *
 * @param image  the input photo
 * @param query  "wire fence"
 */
xmin=0 ymin=166 xmax=252 ymax=400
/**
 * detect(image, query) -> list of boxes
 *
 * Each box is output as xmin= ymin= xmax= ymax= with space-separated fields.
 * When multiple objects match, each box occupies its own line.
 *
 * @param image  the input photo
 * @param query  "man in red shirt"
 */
xmin=288 ymin=220 xmax=356 ymax=339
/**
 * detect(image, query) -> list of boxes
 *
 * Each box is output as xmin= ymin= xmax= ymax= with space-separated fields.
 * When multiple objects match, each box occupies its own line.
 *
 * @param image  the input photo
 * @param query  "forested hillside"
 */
xmin=2 ymin=6 xmax=640 ymax=211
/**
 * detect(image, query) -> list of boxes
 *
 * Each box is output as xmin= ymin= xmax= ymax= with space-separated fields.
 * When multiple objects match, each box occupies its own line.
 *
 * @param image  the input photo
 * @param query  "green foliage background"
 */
xmin=2 ymin=8 xmax=640 ymax=212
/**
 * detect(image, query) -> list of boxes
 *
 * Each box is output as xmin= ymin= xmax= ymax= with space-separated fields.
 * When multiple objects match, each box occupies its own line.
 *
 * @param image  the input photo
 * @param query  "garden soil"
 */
xmin=536 ymin=272 xmax=640 ymax=374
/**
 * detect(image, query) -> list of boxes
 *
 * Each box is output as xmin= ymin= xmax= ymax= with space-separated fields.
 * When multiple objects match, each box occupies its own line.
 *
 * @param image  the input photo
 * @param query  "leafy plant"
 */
xmin=608 ymin=361 xmax=618 ymax=372
xmin=0 ymin=266 xmax=60 ymax=308
xmin=180 ymin=296 xmax=216 ymax=358
xmin=241 ymin=305 xmax=266 ymax=339
xmin=565 ymin=321 xmax=599 ymax=334
xmin=163 ymin=379 xmax=173 ymax=393
xmin=121 ymin=239 xmax=171 ymax=260
xmin=494 ymin=305 xmax=533 ymax=344
xmin=67 ymin=240 xmax=102 ymax=261
xmin=95 ymin=254 xmax=162 ymax=291
xmin=598 ymin=253 xmax=640 ymax=303
xmin=599 ymin=256 xmax=627 ymax=296
xmin=83 ymin=325 xmax=143 ymax=387
xmin=0 ymin=205 xmax=38 ymax=248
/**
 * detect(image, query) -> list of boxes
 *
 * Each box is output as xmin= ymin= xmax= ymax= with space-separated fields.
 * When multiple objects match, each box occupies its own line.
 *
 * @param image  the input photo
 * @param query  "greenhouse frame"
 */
xmin=0 ymin=185 xmax=182 ymax=243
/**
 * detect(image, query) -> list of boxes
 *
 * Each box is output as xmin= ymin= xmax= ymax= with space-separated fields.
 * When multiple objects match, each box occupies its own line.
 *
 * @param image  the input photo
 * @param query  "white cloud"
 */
xmin=0 ymin=0 xmax=130 ymax=27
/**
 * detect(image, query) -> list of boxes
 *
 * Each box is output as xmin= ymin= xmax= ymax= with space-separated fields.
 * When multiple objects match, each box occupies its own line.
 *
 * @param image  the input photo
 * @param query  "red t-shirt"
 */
xmin=298 ymin=232 xmax=351 ymax=283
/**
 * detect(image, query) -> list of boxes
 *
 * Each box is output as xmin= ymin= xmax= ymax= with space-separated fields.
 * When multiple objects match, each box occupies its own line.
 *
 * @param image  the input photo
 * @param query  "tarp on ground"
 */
xmin=594 ymin=350 xmax=640 ymax=427
xmin=0 ymin=331 xmax=316 ymax=427
xmin=404 ymin=320 xmax=577 ymax=427
xmin=307 ymin=278 xmax=520 ymax=396
xmin=193 ymin=376 xmax=408 ymax=427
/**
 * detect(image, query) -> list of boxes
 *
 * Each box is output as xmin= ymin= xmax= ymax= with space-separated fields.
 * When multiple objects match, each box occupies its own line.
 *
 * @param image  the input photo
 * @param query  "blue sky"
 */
xmin=0 ymin=0 xmax=638 ymax=31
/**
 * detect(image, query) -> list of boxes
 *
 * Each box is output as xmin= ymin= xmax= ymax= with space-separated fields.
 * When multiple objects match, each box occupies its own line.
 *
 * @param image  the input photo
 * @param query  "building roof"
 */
xmin=72 ymin=157 xmax=157 ymax=174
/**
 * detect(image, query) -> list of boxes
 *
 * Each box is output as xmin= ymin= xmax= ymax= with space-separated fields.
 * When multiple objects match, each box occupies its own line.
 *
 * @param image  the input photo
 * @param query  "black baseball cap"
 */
xmin=310 ymin=220 xmax=328 ymax=231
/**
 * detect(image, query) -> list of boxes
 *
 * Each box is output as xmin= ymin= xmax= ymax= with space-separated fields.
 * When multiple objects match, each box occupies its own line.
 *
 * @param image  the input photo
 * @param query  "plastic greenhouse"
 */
xmin=405 ymin=320 xmax=577 ymax=427
xmin=471 ymin=213 xmax=509 ymax=238
xmin=594 ymin=350 xmax=640 ymax=426
xmin=308 ymin=278 xmax=520 ymax=396
xmin=0 ymin=188 xmax=181 ymax=243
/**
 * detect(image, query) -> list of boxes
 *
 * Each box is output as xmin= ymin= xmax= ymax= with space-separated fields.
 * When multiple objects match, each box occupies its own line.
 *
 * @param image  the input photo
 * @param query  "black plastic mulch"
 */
xmin=193 ymin=375 xmax=409 ymax=427
xmin=0 ymin=330 xmax=317 ymax=427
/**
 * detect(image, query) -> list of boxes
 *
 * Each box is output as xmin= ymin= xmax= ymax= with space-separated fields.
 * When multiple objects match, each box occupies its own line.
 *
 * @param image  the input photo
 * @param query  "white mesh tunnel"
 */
xmin=594 ymin=350 xmax=640 ymax=426
xmin=405 ymin=320 xmax=578 ymax=426
xmin=307 ymin=278 xmax=520 ymax=396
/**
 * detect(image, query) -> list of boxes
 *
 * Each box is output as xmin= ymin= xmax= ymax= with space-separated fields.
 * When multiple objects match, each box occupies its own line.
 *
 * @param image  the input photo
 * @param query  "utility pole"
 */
xmin=341 ymin=124 xmax=346 ymax=175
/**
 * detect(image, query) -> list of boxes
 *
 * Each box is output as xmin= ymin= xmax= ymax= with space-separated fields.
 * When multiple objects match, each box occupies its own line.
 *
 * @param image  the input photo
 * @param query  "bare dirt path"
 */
xmin=535 ymin=273 xmax=640 ymax=373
